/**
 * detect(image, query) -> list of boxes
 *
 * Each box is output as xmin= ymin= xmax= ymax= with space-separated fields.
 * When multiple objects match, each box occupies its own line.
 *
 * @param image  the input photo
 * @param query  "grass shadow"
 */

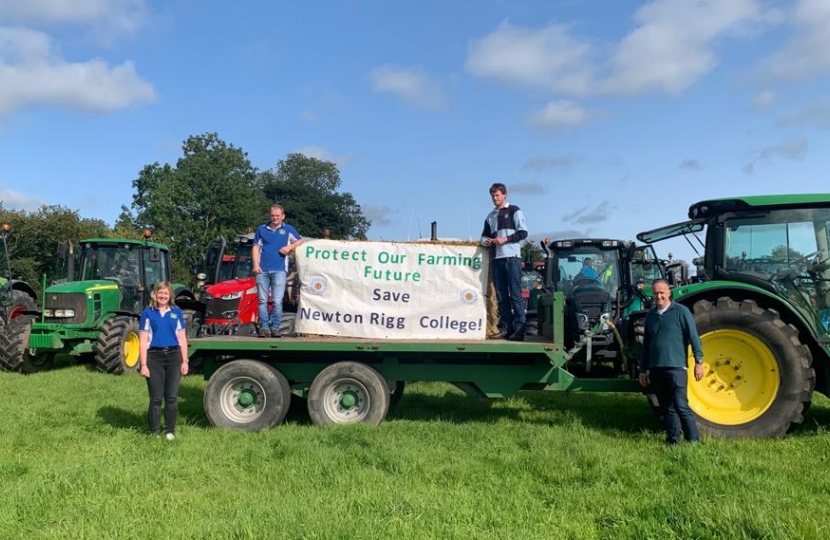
xmin=386 ymin=386 xmax=663 ymax=436
xmin=386 ymin=388 xmax=523 ymax=424
xmin=98 ymin=405 xmax=146 ymax=431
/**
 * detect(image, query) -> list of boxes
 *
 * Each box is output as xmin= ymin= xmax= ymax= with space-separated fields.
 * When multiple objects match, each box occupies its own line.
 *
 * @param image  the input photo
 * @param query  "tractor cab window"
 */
xmin=723 ymin=208 xmax=830 ymax=329
xmin=723 ymin=209 xmax=830 ymax=279
xmin=555 ymin=248 xmax=621 ymax=294
xmin=630 ymin=246 xmax=664 ymax=286
xmin=142 ymin=248 xmax=170 ymax=290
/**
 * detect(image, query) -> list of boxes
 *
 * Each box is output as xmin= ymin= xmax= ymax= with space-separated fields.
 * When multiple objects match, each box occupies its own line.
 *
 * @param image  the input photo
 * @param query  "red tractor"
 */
xmin=197 ymin=233 xmax=297 ymax=336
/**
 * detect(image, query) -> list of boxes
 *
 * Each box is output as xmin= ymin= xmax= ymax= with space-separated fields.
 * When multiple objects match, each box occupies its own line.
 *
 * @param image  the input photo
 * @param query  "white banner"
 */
xmin=295 ymin=239 xmax=489 ymax=339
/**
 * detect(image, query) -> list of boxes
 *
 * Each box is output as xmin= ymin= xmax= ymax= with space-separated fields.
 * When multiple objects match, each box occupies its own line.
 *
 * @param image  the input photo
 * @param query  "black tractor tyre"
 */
xmin=307 ymin=362 xmax=391 ymax=426
xmin=278 ymin=312 xmax=297 ymax=337
xmin=691 ymin=297 xmax=814 ymax=438
xmin=0 ymin=315 xmax=35 ymax=372
xmin=389 ymin=380 xmax=406 ymax=409
xmin=204 ymin=360 xmax=292 ymax=431
xmin=94 ymin=316 xmax=141 ymax=375
xmin=182 ymin=309 xmax=203 ymax=340
xmin=525 ymin=318 xmax=539 ymax=337
xmin=6 ymin=290 xmax=37 ymax=320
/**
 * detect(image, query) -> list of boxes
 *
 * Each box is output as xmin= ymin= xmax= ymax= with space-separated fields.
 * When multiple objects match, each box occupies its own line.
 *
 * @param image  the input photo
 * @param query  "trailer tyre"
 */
xmin=204 ymin=360 xmax=291 ymax=431
xmin=307 ymin=362 xmax=390 ymax=426
xmin=94 ymin=316 xmax=140 ymax=374
xmin=690 ymin=298 xmax=814 ymax=438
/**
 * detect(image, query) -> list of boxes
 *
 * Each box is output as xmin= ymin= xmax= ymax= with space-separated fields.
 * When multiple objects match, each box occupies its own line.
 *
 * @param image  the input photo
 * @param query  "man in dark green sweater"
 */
xmin=638 ymin=279 xmax=705 ymax=445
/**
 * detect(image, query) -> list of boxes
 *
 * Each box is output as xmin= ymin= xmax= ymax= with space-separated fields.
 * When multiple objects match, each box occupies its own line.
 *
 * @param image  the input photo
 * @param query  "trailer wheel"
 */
xmin=690 ymin=298 xmax=814 ymax=438
xmin=94 ymin=316 xmax=140 ymax=374
xmin=204 ymin=360 xmax=291 ymax=431
xmin=307 ymin=362 xmax=390 ymax=426
xmin=0 ymin=315 xmax=36 ymax=372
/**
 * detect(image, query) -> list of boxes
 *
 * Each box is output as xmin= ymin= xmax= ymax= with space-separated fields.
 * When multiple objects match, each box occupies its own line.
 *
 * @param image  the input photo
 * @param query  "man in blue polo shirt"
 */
xmin=252 ymin=204 xmax=303 ymax=338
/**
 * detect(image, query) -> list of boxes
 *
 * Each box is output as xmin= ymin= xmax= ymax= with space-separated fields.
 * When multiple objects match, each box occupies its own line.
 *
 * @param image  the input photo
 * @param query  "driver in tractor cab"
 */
xmin=575 ymin=257 xmax=604 ymax=287
xmin=111 ymin=256 xmax=136 ymax=282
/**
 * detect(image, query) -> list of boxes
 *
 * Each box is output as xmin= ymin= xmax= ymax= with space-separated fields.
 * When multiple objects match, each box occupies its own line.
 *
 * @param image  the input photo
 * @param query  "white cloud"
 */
xmin=526 ymin=100 xmax=590 ymax=131
xmin=777 ymin=98 xmax=830 ymax=129
xmin=294 ymin=146 xmax=355 ymax=168
xmin=604 ymin=0 xmax=763 ymax=95
xmin=0 ymin=0 xmax=148 ymax=36
xmin=508 ymin=182 xmax=545 ymax=195
xmin=300 ymin=110 xmax=318 ymax=123
xmin=562 ymin=201 xmax=616 ymax=225
xmin=362 ymin=205 xmax=395 ymax=227
xmin=760 ymin=0 xmax=830 ymax=82
xmin=369 ymin=65 xmax=447 ymax=110
xmin=0 ymin=185 xmax=47 ymax=212
xmin=467 ymin=1 xmax=768 ymax=98
xmin=742 ymin=138 xmax=808 ymax=174
xmin=522 ymin=154 xmax=580 ymax=170
xmin=465 ymin=21 xmax=595 ymax=95
xmin=0 ymin=27 xmax=156 ymax=116
xmin=752 ymin=91 xmax=777 ymax=110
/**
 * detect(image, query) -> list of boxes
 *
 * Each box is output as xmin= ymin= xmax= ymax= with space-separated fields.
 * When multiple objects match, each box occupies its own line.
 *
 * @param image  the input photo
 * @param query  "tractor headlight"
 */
xmin=220 ymin=291 xmax=243 ymax=300
xmin=44 ymin=308 xmax=75 ymax=318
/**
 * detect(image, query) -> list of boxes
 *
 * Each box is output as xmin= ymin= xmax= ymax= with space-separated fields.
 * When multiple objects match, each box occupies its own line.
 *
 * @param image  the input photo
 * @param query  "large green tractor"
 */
xmin=536 ymin=238 xmax=665 ymax=377
xmin=638 ymin=194 xmax=830 ymax=438
xmin=0 ymin=235 xmax=199 ymax=374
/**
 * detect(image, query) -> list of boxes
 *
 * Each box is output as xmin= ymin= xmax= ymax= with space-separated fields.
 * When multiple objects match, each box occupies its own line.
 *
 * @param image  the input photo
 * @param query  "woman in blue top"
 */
xmin=139 ymin=282 xmax=189 ymax=440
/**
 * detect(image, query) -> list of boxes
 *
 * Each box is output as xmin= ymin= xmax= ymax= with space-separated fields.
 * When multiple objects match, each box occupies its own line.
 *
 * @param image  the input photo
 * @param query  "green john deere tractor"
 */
xmin=536 ymin=238 xmax=666 ymax=377
xmin=0 ymin=234 xmax=199 ymax=374
xmin=638 ymin=194 xmax=830 ymax=438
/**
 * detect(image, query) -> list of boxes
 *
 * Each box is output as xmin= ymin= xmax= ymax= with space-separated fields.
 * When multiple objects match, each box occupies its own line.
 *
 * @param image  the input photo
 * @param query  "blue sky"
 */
xmin=2 ymin=0 xmax=830 ymax=262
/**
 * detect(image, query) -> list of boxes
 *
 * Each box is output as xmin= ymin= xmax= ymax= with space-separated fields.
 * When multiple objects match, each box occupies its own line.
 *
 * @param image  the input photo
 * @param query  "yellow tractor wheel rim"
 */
xmin=689 ymin=329 xmax=780 ymax=425
xmin=123 ymin=331 xmax=140 ymax=369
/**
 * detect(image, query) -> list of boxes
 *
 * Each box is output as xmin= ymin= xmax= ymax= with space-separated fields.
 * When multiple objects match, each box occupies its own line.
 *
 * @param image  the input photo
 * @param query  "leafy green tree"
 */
xmin=521 ymin=239 xmax=544 ymax=263
xmin=0 ymin=204 xmax=109 ymax=295
xmin=770 ymin=245 xmax=805 ymax=261
xmin=261 ymin=153 xmax=370 ymax=239
xmin=129 ymin=133 xmax=268 ymax=280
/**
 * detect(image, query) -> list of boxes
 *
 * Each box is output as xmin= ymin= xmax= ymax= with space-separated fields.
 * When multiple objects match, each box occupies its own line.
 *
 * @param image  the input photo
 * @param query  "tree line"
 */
xmin=0 ymin=133 xmax=371 ymax=294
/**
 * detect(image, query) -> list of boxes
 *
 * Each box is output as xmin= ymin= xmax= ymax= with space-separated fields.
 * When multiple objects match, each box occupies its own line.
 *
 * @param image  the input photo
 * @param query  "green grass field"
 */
xmin=2 ymin=365 xmax=830 ymax=540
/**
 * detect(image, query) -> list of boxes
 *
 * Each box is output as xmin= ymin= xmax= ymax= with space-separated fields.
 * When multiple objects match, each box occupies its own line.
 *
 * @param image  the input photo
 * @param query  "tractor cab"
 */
xmin=538 ymin=238 xmax=663 ymax=375
xmin=77 ymin=239 xmax=171 ymax=314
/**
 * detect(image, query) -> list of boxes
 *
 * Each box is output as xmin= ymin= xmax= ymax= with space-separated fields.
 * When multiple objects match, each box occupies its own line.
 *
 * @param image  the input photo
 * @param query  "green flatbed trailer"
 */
xmin=191 ymin=292 xmax=644 ymax=431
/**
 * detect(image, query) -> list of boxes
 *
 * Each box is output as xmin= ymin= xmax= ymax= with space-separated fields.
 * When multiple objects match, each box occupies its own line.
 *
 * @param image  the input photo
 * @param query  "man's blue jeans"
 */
xmin=255 ymin=270 xmax=287 ymax=330
xmin=492 ymin=256 xmax=525 ymax=334
xmin=651 ymin=367 xmax=700 ymax=444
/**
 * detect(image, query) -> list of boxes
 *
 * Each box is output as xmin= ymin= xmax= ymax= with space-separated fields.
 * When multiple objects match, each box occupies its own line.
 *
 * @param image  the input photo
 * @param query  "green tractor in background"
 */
xmin=0 ymin=222 xmax=38 ymax=326
xmin=638 ymin=194 xmax=830 ymax=438
xmin=0 ymin=233 xmax=200 ymax=374
xmin=537 ymin=238 xmax=666 ymax=377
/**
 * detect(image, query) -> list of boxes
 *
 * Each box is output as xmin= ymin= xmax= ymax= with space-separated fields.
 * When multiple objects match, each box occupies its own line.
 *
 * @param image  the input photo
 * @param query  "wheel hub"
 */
xmin=690 ymin=329 xmax=779 ymax=425
xmin=339 ymin=390 xmax=358 ymax=409
xmin=238 ymin=389 xmax=257 ymax=408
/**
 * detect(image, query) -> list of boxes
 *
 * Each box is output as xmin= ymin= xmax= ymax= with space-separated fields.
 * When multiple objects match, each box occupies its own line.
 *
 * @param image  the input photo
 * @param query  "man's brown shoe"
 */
xmin=488 ymin=330 xmax=510 ymax=340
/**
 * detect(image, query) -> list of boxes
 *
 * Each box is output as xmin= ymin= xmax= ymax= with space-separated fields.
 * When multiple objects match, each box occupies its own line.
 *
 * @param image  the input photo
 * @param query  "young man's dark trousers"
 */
xmin=146 ymin=347 xmax=182 ymax=435
xmin=651 ymin=367 xmax=700 ymax=444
